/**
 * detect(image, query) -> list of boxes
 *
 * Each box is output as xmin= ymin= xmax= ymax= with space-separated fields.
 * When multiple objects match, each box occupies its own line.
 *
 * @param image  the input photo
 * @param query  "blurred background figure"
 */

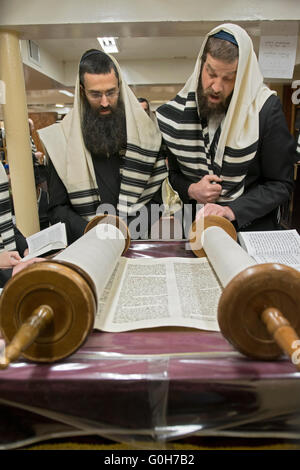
xmin=138 ymin=97 xmax=150 ymax=115
xmin=28 ymin=118 xmax=45 ymax=166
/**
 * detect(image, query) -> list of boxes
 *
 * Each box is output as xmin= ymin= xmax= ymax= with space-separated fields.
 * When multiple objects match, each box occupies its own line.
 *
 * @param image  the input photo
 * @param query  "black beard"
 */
xmin=197 ymin=82 xmax=232 ymax=120
xmin=81 ymin=97 xmax=127 ymax=157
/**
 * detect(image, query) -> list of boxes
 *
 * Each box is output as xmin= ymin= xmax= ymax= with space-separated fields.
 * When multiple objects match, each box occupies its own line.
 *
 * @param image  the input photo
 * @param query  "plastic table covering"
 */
xmin=0 ymin=240 xmax=300 ymax=450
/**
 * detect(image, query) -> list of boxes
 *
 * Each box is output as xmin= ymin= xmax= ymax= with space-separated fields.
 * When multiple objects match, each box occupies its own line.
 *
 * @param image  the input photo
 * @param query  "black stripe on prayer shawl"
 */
xmin=214 ymin=143 xmax=258 ymax=178
xmin=0 ymin=219 xmax=15 ymax=232
xmin=0 ymin=176 xmax=16 ymax=250
xmin=161 ymin=137 xmax=207 ymax=154
xmin=0 ymin=181 xmax=10 ymax=191
xmin=157 ymin=87 xmax=263 ymax=204
xmin=69 ymin=188 xmax=99 ymax=199
xmin=160 ymin=91 xmax=197 ymax=111
xmin=164 ymin=108 xmax=201 ymax=126
xmin=126 ymin=143 xmax=160 ymax=158
xmin=0 ymin=199 xmax=13 ymax=216
xmin=123 ymin=159 xmax=157 ymax=175
xmin=158 ymin=95 xmax=198 ymax=117
xmin=210 ymin=125 xmax=221 ymax=165
xmin=172 ymin=94 xmax=189 ymax=106
xmin=173 ymin=91 xmax=197 ymax=106
xmin=159 ymin=120 xmax=205 ymax=142
xmin=119 ymin=189 xmax=160 ymax=204
xmin=120 ymin=189 xmax=143 ymax=198
xmin=121 ymin=178 xmax=165 ymax=194
xmin=220 ymin=180 xmax=247 ymax=200
xmin=122 ymin=162 xmax=167 ymax=178
xmin=224 ymin=178 xmax=245 ymax=193
xmin=177 ymin=167 xmax=210 ymax=181
xmin=2 ymin=233 xmax=15 ymax=246
xmin=221 ymin=159 xmax=256 ymax=177
xmin=64 ymin=139 xmax=167 ymax=220
xmin=151 ymin=163 xmax=167 ymax=174
xmin=175 ymin=155 xmax=208 ymax=166
xmin=224 ymin=141 xmax=258 ymax=157
xmin=121 ymin=175 xmax=165 ymax=190
xmin=70 ymin=201 xmax=100 ymax=216
xmin=121 ymin=173 xmax=167 ymax=195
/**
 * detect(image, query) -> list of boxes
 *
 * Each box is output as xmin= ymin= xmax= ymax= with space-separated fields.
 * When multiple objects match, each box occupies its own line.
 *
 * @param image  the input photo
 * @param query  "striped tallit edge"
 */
xmin=157 ymin=92 xmax=258 ymax=203
xmin=68 ymin=145 xmax=167 ymax=219
xmin=0 ymin=181 xmax=16 ymax=251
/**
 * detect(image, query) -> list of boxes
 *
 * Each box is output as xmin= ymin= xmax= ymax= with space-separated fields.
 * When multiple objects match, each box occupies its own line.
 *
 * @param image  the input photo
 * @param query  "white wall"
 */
xmin=20 ymin=40 xmax=66 ymax=85
xmin=1 ymin=0 xmax=300 ymax=88
xmin=2 ymin=0 xmax=300 ymax=25
xmin=64 ymin=58 xmax=195 ymax=86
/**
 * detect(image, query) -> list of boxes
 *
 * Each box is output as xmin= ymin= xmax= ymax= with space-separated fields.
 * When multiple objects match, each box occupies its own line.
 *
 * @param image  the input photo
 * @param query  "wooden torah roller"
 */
xmin=189 ymin=215 xmax=300 ymax=369
xmin=189 ymin=214 xmax=237 ymax=257
xmin=0 ymin=214 xmax=130 ymax=368
xmin=84 ymin=213 xmax=131 ymax=254
xmin=218 ymin=262 xmax=300 ymax=365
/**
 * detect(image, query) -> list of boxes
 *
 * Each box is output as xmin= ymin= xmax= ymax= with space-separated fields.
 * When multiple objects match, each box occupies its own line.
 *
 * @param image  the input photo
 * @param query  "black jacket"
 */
xmin=167 ymin=94 xmax=296 ymax=231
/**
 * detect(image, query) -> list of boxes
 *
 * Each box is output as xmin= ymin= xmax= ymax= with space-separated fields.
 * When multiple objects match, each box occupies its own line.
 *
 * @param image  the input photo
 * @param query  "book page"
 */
xmin=94 ymin=257 xmax=222 ymax=332
xmin=251 ymin=253 xmax=300 ymax=271
xmin=22 ymin=222 xmax=67 ymax=261
xmin=237 ymin=230 xmax=300 ymax=269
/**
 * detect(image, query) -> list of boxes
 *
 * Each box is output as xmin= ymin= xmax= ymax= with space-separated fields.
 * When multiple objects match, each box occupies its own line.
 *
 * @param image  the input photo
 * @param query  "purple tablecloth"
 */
xmin=0 ymin=240 xmax=300 ymax=449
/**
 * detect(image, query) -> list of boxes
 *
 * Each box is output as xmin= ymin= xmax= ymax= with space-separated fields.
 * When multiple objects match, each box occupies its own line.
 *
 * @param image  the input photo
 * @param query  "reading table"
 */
xmin=0 ymin=239 xmax=300 ymax=449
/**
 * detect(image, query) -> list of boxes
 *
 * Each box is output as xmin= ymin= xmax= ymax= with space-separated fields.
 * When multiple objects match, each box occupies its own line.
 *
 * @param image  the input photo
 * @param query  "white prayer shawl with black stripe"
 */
xmin=156 ymin=23 xmax=275 ymax=203
xmin=38 ymin=54 xmax=167 ymax=220
xmin=0 ymin=163 xmax=16 ymax=251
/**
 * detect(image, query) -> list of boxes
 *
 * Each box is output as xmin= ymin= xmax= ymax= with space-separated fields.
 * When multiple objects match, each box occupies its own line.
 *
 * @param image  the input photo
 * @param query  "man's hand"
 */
xmin=35 ymin=151 xmax=45 ymax=165
xmin=188 ymin=174 xmax=223 ymax=203
xmin=0 ymin=251 xmax=21 ymax=269
xmin=195 ymin=203 xmax=236 ymax=221
xmin=23 ymin=248 xmax=29 ymax=257
xmin=12 ymin=258 xmax=44 ymax=276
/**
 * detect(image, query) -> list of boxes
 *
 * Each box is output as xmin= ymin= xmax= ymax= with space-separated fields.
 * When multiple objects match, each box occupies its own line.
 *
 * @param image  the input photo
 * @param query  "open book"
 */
xmin=95 ymin=256 xmax=222 ymax=332
xmin=22 ymin=222 xmax=67 ymax=261
xmin=238 ymin=229 xmax=300 ymax=271
xmin=52 ymin=224 xmax=222 ymax=333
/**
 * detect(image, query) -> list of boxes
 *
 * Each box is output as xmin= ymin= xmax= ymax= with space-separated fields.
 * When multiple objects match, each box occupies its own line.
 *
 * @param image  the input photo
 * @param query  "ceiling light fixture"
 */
xmin=59 ymin=90 xmax=74 ymax=97
xmin=97 ymin=37 xmax=119 ymax=53
xmin=55 ymin=104 xmax=65 ymax=108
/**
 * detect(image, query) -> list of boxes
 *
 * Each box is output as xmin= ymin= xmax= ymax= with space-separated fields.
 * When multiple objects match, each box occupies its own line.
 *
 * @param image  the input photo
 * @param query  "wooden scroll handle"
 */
xmin=0 ymin=305 xmax=53 ymax=369
xmin=188 ymin=215 xmax=237 ymax=257
xmin=84 ymin=213 xmax=131 ymax=254
xmin=261 ymin=308 xmax=300 ymax=371
xmin=218 ymin=263 xmax=300 ymax=369
xmin=0 ymin=261 xmax=96 ymax=365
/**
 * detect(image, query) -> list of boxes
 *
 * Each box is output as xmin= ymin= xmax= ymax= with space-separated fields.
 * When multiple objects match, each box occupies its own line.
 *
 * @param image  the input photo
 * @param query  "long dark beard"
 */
xmin=81 ymin=97 xmax=127 ymax=157
xmin=197 ymin=81 xmax=232 ymax=120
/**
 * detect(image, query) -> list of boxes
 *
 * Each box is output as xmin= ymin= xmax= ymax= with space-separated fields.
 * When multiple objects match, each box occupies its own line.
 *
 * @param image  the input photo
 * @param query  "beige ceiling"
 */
xmin=1 ymin=6 xmax=299 ymax=115
xmin=22 ymin=24 xmax=264 ymax=113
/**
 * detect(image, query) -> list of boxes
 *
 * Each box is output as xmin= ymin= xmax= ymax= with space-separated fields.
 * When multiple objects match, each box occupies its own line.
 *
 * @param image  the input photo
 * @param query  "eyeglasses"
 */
xmin=82 ymin=87 xmax=119 ymax=101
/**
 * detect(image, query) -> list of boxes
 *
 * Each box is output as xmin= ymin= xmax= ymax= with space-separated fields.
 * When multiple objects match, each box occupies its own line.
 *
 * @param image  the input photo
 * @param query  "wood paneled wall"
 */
xmin=29 ymin=112 xmax=58 ymax=153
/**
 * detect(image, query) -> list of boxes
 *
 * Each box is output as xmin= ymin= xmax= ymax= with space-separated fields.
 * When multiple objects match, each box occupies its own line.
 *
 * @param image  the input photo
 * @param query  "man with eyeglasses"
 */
xmin=38 ymin=50 xmax=167 ymax=243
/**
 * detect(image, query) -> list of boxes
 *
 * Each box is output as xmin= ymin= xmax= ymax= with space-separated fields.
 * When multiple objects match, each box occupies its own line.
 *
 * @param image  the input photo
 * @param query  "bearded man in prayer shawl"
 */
xmin=38 ymin=50 xmax=167 ymax=242
xmin=156 ymin=24 xmax=296 ymax=233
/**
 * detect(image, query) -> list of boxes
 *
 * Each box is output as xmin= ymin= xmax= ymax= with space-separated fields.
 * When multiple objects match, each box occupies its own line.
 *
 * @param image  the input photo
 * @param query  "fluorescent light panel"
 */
xmin=97 ymin=37 xmax=119 ymax=53
xmin=59 ymin=90 xmax=74 ymax=97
